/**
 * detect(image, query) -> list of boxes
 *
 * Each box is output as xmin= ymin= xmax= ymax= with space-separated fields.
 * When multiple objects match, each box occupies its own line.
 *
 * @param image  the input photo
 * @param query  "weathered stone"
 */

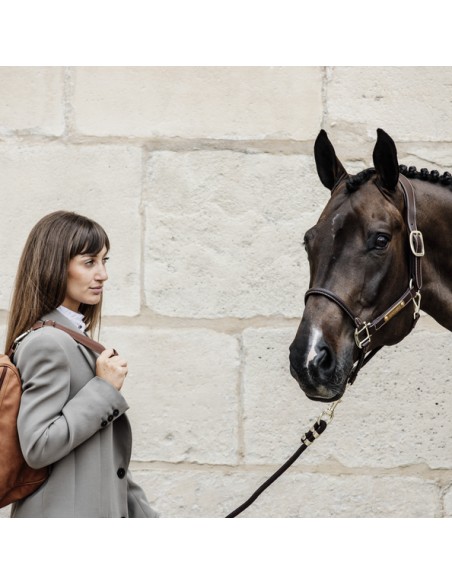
xmin=326 ymin=67 xmax=452 ymax=144
xmin=144 ymin=150 xmax=328 ymax=318
xmin=132 ymin=466 xmax=441 ymax=517
xmin=73 ymin=67 xmax=323 ymax=139
xmin=0 ymin=67 xmax=64 ymax=135
xmin=101 ymin=326 xmax=240 ymax=464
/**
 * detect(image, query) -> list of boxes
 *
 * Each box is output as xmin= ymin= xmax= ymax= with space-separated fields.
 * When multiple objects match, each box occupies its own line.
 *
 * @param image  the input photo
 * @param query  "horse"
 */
xmin=289 ymin=128 xmax=452 ymax=403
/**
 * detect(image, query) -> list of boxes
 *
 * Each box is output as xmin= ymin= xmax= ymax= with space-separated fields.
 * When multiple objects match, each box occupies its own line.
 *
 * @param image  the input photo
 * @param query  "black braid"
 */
xmin=399 ymin=164 xmax=452 ymax=187
xmin=345 ymin=164 xmax=452 ymax=193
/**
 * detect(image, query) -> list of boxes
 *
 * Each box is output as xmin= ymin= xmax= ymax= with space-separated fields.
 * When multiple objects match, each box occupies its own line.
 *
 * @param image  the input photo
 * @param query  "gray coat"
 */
xmin=10 ymin=309 xmax=158 ymax=518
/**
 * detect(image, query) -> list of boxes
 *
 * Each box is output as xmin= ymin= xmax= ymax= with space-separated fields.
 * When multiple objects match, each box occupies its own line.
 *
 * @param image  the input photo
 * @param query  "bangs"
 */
xmin=69 ymin=216 xmax=110 ymax=257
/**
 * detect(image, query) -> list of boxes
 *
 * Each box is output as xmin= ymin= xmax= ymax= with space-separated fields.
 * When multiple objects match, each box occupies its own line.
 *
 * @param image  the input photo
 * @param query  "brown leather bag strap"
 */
xmin=32 ymin=320 xmax=107 ymax=354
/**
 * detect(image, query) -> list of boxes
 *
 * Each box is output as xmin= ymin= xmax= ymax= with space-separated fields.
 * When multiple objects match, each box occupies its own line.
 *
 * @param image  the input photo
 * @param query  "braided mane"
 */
xmin=345 ymin=165 xmax=452 ymax=193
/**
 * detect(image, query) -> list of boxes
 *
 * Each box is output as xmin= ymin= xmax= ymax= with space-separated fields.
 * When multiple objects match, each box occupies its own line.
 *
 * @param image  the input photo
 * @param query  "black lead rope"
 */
xmin=225 ymin=401 xmax=341 ymax=518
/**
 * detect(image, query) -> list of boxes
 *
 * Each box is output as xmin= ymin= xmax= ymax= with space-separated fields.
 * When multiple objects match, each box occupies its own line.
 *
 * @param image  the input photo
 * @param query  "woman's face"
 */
xmin=63 ymin=246 xmax=109 ymax=312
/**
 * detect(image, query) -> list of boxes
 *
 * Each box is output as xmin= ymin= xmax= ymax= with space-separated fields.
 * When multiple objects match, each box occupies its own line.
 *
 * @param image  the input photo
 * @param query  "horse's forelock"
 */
xmin=345 ymin=168 xmax=376 ymax=193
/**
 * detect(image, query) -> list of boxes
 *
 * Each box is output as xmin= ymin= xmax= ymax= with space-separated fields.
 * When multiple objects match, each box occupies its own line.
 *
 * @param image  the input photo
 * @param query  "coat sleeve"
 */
xmin=15 ymin=331 xmax=129 ymax=469
xmin=127 ymin=470 xmax=159 ymax=517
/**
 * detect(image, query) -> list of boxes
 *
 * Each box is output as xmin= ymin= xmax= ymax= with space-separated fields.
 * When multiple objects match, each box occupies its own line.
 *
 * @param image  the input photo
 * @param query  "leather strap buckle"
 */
xmin=354 ymin=322 xmax=371 ymax=349
xmin=412 ymin=291 xmax=422 ymax=319
xmin=409 ymin=230 xmax=425 ymax=257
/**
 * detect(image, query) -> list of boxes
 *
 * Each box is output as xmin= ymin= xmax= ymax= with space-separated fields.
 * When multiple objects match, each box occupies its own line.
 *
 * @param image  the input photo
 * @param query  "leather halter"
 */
xmin=304 ymin=174 xmax=424 ymax=385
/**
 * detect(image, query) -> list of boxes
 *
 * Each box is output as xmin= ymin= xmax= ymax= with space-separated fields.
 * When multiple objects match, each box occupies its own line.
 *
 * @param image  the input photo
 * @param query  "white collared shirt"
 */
xmin=57 ymin=305 xmax=86 ymax=333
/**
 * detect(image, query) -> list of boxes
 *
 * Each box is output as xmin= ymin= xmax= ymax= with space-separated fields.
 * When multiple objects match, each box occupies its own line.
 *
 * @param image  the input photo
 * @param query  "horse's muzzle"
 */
xmin=289 ymin=336 xmax=348 ymax=402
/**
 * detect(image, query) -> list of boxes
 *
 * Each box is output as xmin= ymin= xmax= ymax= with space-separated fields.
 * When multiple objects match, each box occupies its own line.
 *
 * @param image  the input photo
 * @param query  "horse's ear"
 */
xmin=373 ymin=128 xmax=399 ymax=191
xmin=314 ymin=129 xmax=347 ymax=191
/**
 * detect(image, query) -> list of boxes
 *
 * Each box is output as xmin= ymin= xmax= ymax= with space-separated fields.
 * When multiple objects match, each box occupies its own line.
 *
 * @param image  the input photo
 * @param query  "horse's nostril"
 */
xmin=313 ymin=344 xmax=336 ymax=378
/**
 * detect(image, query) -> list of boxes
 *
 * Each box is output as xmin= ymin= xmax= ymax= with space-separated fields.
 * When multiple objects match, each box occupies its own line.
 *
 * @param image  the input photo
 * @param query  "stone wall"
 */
xmin=1 ymin=66 xmax=452 ymax=517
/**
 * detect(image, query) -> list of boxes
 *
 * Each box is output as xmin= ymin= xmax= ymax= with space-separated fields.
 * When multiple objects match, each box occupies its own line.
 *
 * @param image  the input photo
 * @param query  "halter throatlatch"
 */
xmin=304 ymin=174 xmax=424 ymax=385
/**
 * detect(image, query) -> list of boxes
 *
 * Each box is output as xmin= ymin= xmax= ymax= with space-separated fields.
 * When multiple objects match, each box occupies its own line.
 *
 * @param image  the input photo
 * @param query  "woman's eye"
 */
xmin=375 ymin=234 xmax=390 ymax=249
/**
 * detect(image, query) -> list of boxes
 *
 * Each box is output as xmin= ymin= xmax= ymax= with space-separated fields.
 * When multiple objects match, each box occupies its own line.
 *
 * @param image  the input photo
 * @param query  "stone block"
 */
xmin=442 ymin=483 xmax=452 ymax=517
xmin=0 ymin=67 xmax=64 ymax=135
xmin=326 ymin=67 xmax=452 ymax=146
xmin=132 ymin=466 xmax=440 ymax=517
xmin=242 ymin=325 xmax=452 ymax=469
xmin=101 ymin=326 xmax=240 ymax=464
xmin=144 ymin=150 xmax=328 ymax=318
xmin=73 ymin=66 xmax=323 ymax=139
xmin=0 ymin=144 xmax=142 ymax=316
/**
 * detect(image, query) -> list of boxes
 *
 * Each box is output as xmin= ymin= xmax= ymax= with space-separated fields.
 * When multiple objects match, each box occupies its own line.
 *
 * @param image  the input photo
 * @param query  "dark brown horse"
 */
xmin=289 ymin=129 xmax=452 ymax=403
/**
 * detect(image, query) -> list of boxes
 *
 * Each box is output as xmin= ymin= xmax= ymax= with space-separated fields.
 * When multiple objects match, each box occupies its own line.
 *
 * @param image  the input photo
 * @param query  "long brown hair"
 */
xmin=5 ymin=211 xmax=110 ymax=352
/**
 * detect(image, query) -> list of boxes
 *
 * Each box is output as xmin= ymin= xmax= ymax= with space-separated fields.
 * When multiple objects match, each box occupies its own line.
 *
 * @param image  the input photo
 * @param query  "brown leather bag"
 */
xmin=0 ymin=320 xmax=107 ymax=508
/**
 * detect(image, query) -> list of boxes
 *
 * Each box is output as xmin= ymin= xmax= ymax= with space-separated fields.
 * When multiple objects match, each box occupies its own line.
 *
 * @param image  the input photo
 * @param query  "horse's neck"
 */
xmin=415 ymin=179 xmax=452 ymax=331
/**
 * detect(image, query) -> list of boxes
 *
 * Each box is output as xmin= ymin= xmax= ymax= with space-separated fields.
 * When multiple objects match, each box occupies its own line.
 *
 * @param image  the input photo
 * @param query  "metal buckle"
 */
xmin=412 ymin=291 xmax=422 ymax=319
xmin=10 ymin=328 xmax=33 ymax=353
xmin=318 ymin=399 xmax=342 ymax=425
xmin=354 ymin=322 xmax=371 ymax=349
xmin=409 ymin=230 xmax=425 ymax=257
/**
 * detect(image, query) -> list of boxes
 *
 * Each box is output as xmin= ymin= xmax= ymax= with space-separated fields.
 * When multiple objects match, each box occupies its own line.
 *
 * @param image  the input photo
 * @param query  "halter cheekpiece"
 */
xmin=304 ymin=174 xmax=424 ymax=385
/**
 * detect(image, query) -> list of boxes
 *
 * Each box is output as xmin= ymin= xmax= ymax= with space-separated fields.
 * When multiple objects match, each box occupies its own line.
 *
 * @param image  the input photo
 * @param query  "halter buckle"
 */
xmin=412 ymin=291 xmax=422 ymax=319
xmin=354 ymin=322 xmax=371 ymax=349
xmin=409 ymin=230 xmax=425 ymax=257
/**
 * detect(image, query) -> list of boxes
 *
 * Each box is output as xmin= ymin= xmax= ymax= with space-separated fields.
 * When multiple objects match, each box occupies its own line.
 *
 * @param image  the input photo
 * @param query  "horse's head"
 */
xmin=290 ymin=129 xmax=421 ymax=402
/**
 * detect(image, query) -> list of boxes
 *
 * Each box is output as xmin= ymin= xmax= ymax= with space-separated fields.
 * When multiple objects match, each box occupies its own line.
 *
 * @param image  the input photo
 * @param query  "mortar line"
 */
xmin=128 ymin=459 xmax=452 ymax=482
xmin=320 ymin=65 xmax=332 ymax=130
xmin=139 ymin=147 xmax=149 ymax=311
xmin=0 ymin=133 xmax=315 ymax=154
xmin=62 ymin=66 xmax=76 ymax=140
xmin=236 ymin=332 xmax=246 ymax=464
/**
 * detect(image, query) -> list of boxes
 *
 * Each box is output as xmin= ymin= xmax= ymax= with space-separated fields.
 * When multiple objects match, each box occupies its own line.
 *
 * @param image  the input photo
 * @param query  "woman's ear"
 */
xmin=314 ymin=129 xmax=347 ymax=191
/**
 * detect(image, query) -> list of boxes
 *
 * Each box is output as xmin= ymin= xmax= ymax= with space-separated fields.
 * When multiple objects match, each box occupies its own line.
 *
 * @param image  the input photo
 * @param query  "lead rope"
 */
xmin=225 ymin=399 xmax=342 ymax=518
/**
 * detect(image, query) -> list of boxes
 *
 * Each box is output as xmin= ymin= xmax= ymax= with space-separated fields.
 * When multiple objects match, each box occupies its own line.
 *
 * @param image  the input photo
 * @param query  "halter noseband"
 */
xmin=304 ymin=175 xmax=424 ymax=385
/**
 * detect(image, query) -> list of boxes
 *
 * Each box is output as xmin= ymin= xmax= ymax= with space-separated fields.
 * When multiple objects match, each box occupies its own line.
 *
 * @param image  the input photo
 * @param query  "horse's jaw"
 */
xmin=289 ymin=364 xmax=346 ymax=403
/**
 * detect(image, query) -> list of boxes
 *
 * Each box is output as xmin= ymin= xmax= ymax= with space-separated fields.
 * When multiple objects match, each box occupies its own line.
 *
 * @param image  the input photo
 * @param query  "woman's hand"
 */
xmin=96 ymin=349 xmax=128 ymax=391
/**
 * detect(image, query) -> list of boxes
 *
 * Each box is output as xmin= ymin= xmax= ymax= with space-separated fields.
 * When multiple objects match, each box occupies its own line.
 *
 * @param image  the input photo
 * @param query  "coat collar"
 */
xmin=40 ymin=309 xmax=97 ymax=372
xmin=41 ymin=308 xmax=81 ymax=332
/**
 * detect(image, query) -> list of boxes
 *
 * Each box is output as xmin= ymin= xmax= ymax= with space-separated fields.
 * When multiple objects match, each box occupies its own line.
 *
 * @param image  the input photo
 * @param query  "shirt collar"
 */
xmin=56 ymin=305 xmax=86 ymax=333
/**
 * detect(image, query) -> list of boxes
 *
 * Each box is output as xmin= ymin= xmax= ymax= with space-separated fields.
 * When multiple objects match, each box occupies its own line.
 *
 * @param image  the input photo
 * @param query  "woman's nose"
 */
xmin=95 ymin=264 xmax=108 ymax=281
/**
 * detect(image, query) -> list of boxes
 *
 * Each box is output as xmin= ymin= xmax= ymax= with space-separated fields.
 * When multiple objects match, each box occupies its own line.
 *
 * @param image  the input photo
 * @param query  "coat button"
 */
xmin=113 ymin=409 xmax=120 ymax=417
xmin=101 ymin=420 xmax=107 ymax=427
xmin=117 ymin=467 xmax=126 ymax=479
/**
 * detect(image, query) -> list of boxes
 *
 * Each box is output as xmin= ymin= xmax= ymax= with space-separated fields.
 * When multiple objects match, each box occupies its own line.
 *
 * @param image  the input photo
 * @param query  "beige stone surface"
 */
xmin=144 ymin=150 xmax=328 ymax=317
xmin=326 ymin=67 xmax=452 ymax=144
xmin=0 ymin=67 xmax=64 ymax=135
xmin=73 ymin=67 xmax=323 ymax=139
xmin=133 ymin=466 xmax=441 ymax=518
xmin=101 ymin=326 xmax=241 ymax=464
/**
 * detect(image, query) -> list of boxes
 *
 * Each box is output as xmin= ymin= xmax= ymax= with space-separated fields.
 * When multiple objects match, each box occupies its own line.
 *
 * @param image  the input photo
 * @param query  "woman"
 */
xmin=5 ymin=210 xmax=158 ymax=518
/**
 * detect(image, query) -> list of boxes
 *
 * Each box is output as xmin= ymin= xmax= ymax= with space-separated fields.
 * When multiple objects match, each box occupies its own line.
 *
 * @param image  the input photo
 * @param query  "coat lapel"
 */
xmin=41 ymin=309 xmax=98 ymax=373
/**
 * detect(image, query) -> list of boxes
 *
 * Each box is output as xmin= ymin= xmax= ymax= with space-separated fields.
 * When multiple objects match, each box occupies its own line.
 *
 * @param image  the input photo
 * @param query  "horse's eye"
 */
xmin=375 ymin=234 xmax=391 ymax=249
